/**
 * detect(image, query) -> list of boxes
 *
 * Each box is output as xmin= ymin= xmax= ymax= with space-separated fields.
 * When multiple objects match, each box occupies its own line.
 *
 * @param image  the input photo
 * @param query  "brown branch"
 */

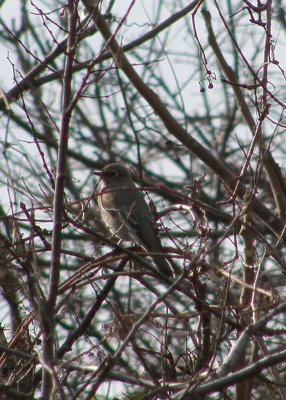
xmin=202 ymin=6 xmax=286 ymax=223
xmin=40 ymin=1 xmax=79 ymax=398
xmin=0 ymin=1 xmax=200 ymax=112
xmin=82 ymin=1 xmax=282 ymax=238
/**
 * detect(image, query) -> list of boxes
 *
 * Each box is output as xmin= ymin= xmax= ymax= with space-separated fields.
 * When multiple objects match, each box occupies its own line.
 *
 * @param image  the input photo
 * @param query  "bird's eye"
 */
xmin=109 ymin=171 xmax=118 ymax=176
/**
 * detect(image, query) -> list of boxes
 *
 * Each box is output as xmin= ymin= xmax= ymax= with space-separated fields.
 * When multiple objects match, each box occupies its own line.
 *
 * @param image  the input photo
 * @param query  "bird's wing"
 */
xmin=99 ymin=188 xmax=145 ymax=244
xmin=99 ymin=186 xmax=173 ymax=276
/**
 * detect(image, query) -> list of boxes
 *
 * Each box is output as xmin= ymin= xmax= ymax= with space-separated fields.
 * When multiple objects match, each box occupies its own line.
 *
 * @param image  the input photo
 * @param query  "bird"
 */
xmin=95 ymin=163 xmax=173 ymax=277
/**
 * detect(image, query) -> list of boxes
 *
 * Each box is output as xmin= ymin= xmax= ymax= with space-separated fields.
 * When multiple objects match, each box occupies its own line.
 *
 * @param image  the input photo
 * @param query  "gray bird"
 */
xmin=95 ymin=163 xmax=173 ymax=277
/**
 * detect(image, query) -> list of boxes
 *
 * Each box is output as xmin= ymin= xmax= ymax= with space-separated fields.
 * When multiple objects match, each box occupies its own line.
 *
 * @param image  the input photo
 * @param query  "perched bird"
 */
xmin=95 ymin=163 xmax=172 ymax=277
